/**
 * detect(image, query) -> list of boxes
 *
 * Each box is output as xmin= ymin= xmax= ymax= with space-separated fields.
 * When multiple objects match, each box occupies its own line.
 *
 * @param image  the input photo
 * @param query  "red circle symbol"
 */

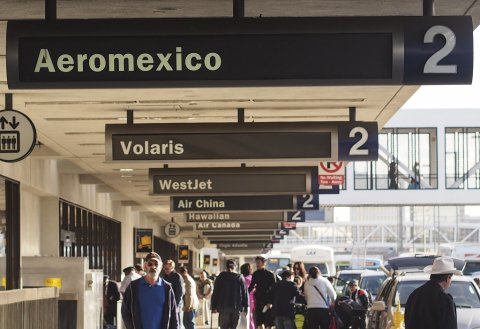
xmin=319 ymin=162 xmax=343 ymax=173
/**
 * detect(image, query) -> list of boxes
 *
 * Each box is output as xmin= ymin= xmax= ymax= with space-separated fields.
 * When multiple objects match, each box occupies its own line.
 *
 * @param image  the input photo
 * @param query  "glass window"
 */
xmin=355 ymin=128 xmax=438 ymax=190
xmin=59 ymin=200 xmax=121 ymax=281
xmin=445 ymin=128 xmax=480 ymax=189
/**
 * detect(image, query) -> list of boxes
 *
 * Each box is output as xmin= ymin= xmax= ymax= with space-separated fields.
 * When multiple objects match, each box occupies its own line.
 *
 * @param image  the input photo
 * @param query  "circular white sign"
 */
xmin=193 ymin=238 xmax=205 ymax=249
xmin=164 ymin=222 xmax=181 ymax=238
xmin=0 ymin=109 xmax=36 ymax=162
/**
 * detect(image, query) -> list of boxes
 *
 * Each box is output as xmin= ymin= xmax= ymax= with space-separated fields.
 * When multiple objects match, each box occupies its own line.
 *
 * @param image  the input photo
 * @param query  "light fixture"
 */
xmin=119 ymin=168 xmax=134 ymax=172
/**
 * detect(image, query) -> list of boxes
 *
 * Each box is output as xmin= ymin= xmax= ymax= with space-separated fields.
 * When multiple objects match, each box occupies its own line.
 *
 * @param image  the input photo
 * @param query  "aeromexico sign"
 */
xmin=6 ymin=16 xmax=473 ymax=88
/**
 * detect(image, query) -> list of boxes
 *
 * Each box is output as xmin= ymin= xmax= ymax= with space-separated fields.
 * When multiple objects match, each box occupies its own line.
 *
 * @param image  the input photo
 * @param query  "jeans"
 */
xmin=275 ymin=316 xmax=296 ymax=329
xmin=183 ymin=310 xmax=196 ymax=329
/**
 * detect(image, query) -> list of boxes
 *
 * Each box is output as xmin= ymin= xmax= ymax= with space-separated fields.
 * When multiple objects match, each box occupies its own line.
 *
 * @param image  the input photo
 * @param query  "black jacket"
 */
xmin=162 ymin=271 xmax=184 ymax=307
xmin=248 ymin=268 xmax=276 ymax=303
xmin=405 ymin=280 xmax=457 ymax=329
xmin=121 ymin=277 xmax=179 ymax=329
xmin=211 ymin=271 xmax=249 ymax=313
xmin=269 ymin=280 xmax=300 ymax=319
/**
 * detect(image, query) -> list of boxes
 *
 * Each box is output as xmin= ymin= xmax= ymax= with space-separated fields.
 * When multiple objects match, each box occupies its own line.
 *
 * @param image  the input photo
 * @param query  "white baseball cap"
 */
xmin=424 ymin=257 xmax=462 ymax=276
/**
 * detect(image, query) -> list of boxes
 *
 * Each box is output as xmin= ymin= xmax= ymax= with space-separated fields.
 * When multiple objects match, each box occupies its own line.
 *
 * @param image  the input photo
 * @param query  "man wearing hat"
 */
xmin=405 ymin=256 xmax=461 ymax=329
xmin=120 ymin=266 xmax=141 ymax=296
xmin=211 ymin=259 xmax=249 ymax=329
xmin=122 ymin=252 xmax=179 ymax=329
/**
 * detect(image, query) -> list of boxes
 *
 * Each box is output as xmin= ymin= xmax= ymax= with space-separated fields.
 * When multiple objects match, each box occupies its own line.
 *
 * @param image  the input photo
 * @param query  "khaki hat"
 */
xmin=424 ymin=257 xmax=462 ymax=275
xmin=144 ymin=252 xmax=162 ymax=263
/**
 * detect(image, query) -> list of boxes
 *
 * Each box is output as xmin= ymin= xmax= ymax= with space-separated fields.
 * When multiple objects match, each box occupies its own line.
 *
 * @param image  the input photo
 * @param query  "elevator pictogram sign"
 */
xmin=0 ymin=110 xmax=36 ymax=162
xmin=318 ymin=162 xmax=345 ymax=185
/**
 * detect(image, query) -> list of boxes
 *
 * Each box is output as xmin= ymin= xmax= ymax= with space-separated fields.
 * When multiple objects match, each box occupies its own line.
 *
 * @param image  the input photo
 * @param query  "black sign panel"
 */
xmin=7 ymin=17 xmax=472 ymax=88
xmin=150 ymin=167 xmax=312 ymax=195
xmin=185 ymin=212 xmax=284 ymax=222
xmin=217 ymin=243 xmax=266 ymax=249
xmin=195 ymin=222 xmax=279 ymax=231
xmin=202 ymin=230 xmax=275 ymax=237
xmin=106 ymin=122 xmax=378 ymax=162
xmin=171 ymin=194 xmax=319 ymax=212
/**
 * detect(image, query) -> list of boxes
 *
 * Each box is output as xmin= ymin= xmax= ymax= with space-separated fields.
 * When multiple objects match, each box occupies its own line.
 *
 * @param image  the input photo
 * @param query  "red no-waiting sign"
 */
xmin=319 ymin=162 xmax=344 ymax=174
xmin=318 ymin=162 xmax=345 ymax=186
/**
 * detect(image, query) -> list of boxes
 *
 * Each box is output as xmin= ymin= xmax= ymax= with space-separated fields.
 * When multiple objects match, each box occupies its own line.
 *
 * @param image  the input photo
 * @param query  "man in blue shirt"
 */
xmin=122 ymin=252 xmax=179 ymax=329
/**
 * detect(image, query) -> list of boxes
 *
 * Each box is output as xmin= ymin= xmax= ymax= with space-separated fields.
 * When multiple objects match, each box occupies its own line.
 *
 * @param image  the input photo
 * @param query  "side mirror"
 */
xmin=371 ymin=301 xmax=387 ymax=312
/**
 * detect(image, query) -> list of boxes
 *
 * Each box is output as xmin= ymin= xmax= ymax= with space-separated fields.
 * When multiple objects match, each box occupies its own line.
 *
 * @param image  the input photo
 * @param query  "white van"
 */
xmin=290 ymin=245 xmax=335 ymax=277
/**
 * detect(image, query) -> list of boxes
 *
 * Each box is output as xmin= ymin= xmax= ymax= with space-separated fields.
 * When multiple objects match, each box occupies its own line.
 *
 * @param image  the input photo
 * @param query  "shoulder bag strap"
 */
xmin=312 ymin=282 xmax=329 ymax=306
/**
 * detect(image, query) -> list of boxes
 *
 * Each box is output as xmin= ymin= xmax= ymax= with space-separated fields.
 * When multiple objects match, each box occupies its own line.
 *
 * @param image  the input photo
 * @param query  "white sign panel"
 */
xmin=164 ymin=222 xmax=181 ymax=238
xmin=318 ymin=162 xmax=345 ymax=186
xmin=0 ymin=110 xmax=36 ymax=162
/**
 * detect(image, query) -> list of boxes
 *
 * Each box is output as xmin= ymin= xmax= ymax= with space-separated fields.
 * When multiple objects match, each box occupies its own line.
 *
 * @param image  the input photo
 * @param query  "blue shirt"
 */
xmin=138 ymin=277 xmax=166 ymax=329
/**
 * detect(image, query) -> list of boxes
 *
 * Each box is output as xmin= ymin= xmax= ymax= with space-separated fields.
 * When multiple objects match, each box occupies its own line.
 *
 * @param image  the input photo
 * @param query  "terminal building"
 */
xmin=1 ymin=1 xmax=480 ymax=329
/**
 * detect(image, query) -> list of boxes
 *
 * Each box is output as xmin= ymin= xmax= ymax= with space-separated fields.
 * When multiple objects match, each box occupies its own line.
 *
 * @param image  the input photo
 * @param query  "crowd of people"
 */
xmin=104 ymin=253 xmax=371 ymax=329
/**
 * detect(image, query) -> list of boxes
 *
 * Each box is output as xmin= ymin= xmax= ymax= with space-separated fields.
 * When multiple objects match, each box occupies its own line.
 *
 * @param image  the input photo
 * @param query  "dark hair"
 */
xmin=226 ymin=259 xmax=236 ymax=270
xmin=430 ymin=273 xmax=452 ymax=283
xmin=474 ymin=278 xmax=480 ymax=286
xmin=134 ymin=264 xmax=143 ymax=272
xmin=281 ymin=270 xmax=293 ymax=280
xmin=255 ymin=256 xmax=266 ymax=263
xmin=240 ymin=263 xmax=251 ymax=277
xmin=308 ymin=266 xmax=320 ymax=279
xmin=293 ymin=261 xmax=307 ymax=280
xmin=178 ymin=266 xmax=188 ymax=274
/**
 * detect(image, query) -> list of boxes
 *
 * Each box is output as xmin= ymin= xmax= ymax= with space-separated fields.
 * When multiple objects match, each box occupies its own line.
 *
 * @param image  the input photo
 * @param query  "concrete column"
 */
xmin=40 ymin=197 xmax=60 ymax=257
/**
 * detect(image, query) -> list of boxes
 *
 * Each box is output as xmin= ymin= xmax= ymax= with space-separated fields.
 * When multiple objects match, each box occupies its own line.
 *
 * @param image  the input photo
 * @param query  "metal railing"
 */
xmin=0 ymin=287 xmax=59 ymax=329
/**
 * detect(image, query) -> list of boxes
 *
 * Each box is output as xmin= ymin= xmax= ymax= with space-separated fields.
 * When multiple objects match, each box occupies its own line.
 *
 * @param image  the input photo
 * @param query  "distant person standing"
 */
xmin=240 ymin=263 xmax=256 ymax=329
xmin=249 ymin=256 xmax=276 ymax=329
xmin=267 ymin=270 xmax=300 ymax=329
xmin=346 ymin=280 xmax=369 ymax=329
xmin=103 ymin=275 xmax=121 ymax=329
xmin=405 ymin=257 xmax=461 ymax=329
xmin=162 ymin=259 xmax=185 ymax=309
xmin=178 ymin=266 xmax=199 ymax=329
xmin=121 ymin=252 xmax=179 ymax=329
xmin=304 ymin=267 xmax=336 ymax=329
xmin=197 ymin=271 xmax=213 ymax=325
xmin=388 ymin=161 xmax=398 ymax=189
xmin=211 ymin=259 xmax=249 ymax=329
xmin=292 ymin=262 xmax=308 ymax=287
xmin=120 ymin=266 xmax=141 ymax=296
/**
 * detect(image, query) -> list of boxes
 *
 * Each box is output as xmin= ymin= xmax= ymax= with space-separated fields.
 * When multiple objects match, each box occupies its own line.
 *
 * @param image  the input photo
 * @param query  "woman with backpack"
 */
xmin=304 ymin=267 xmax=337 ymax=329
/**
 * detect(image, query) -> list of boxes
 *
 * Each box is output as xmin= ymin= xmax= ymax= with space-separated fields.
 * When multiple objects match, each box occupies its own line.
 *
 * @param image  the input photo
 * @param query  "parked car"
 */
xmin=359 ymin=271 xmax=387 ymax=300
xmin=334 ymin=269 xmax=376 ymax=295
xmin=368 ymin=256 xmax=480 ymax=329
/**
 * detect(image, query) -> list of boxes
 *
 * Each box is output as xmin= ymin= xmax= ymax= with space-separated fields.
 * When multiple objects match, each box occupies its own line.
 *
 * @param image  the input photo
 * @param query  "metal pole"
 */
xmin=45 ymin=0 xmax=57 ymax=20
xmin=423 ymin=0 xmax=435 ymax=16
xmin=237 ymin=108 xmax=245 ymax=123
xmin=349 ymin=107 xmax=356 ymax=122
xmin=126 ymin=110 xmax=134 ymax=125
xmin=233 ymin=0 xmax=245 ymax=18
xmin=5 ymin=94 xmax=12 ymax=110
